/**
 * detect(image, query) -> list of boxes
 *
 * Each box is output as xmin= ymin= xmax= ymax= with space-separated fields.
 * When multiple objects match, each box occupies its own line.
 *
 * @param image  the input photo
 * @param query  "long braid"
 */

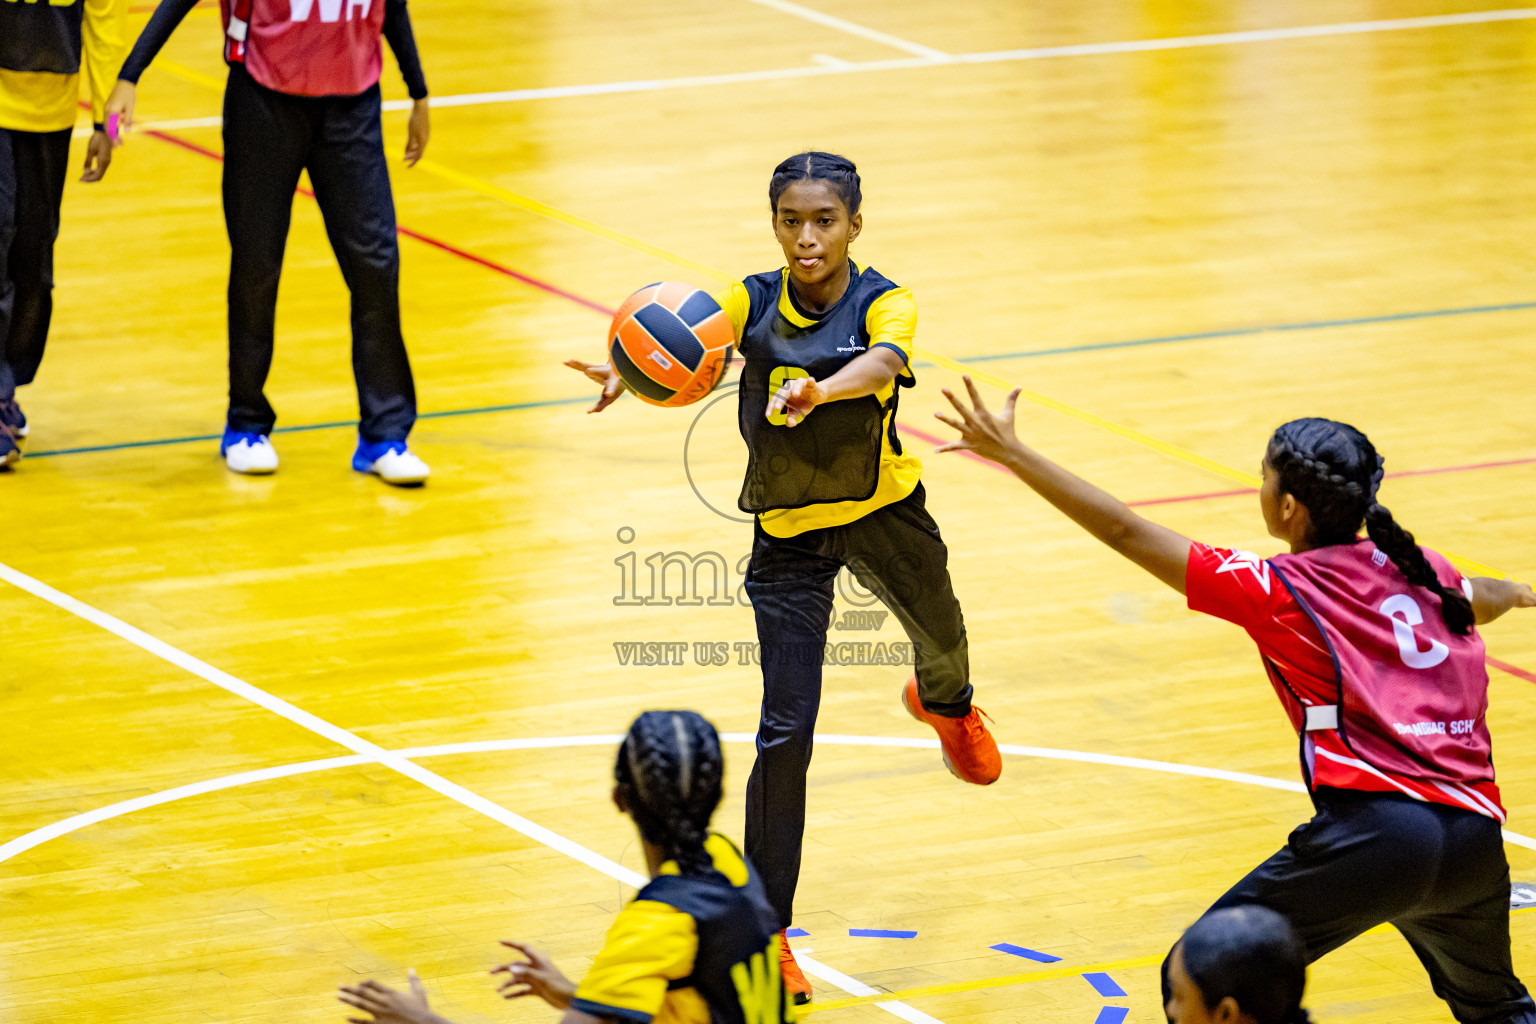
xmin=1268 ymin=418 xmax=1474 ymax=635
xmin=615 ymin=711 xmax=724 ymax=877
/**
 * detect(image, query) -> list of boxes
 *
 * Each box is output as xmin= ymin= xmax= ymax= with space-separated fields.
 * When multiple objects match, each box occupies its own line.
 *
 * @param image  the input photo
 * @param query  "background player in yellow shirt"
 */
xmin=566 ymin=152 xmax=1000 ymax=1004
xmin=338 ymin=711 xmax=795 ymax=1024
xmin=0 ymin=0 xmax=125 ymax=469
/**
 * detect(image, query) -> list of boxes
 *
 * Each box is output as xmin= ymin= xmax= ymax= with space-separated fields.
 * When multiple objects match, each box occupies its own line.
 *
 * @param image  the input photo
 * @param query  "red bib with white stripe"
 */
xmin=1270 ymin=543 xmax=1495 ymax=793
xmin=221 ymin=0 xmax=384 ymax=98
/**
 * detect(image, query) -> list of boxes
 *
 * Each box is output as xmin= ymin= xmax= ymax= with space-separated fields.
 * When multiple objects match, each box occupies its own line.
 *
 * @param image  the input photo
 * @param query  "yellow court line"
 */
xmin=805 ymin=953 xmax=1165 ymax=1012
xmin=118 ymin=71 xmax=1515 ymax=580
xmin=410 ymin=162 xmax=1511 ymax=578
xmin=151 ymin=56 xmax=227 ymax=92
xmin=413 ymin=159 xmax=735 ymax=284
xmin=807 ymin=909 xmax=1536 ymax=1012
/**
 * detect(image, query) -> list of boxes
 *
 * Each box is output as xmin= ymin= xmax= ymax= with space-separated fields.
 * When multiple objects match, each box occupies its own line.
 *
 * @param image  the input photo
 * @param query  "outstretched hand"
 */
xmin=491 ymin=940 xmax=575 ymax=1008
xmin=338 ymin=971 xmax=445 ymax=1024
xmin=933 ymin=375 xmax=1025 ymax=466
xmin=564 ymin=358 xmax=626 ymax=413
xmin=766 ymin=375 xmax=824 ymax=428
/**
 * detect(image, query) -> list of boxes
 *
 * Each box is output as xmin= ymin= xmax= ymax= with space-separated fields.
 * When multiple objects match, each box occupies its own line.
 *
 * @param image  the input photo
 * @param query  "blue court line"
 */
xmin=23 ymin=298 xmax=1536 ymax=461
xmin=849 ymin=928 xmax=917 ymax=939
xmin=1084 ymin=972 xmax=1128 ymax=998
xmin=786 ymin=927 xmax=809 ymax=937
xmin=1093 ymin=1007 xmax=1129 ymax=1024
xmin=22 ymin=396 xmax=592 ymax=459
xmin=957 ymin=299 xmax=1536 ymax=365
xmin=990 ymin=943 xmax=1062 ymax=963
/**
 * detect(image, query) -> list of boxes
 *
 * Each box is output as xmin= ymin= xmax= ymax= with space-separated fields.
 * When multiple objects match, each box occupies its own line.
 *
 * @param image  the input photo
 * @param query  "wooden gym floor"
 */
xmin=4 ymin=2 xmax=1536 ymax=1021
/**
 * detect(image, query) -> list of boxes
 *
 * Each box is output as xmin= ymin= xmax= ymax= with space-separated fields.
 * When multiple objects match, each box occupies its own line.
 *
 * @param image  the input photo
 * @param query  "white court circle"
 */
xmin=4 ymin=732 xmax=1533 ymax=866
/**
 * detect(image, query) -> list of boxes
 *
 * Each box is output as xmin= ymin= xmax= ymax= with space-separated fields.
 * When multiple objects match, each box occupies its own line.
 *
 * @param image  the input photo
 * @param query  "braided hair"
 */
xmin=769 ymin=152 xmax=862 ymax=216
xmin=614 ymin=711 xmax=725 ymax=878
xmin=1179 ymin=907 xmax=1311 ymax=1024
xmin=1267 ymin=417 xmax=1474 ymax=635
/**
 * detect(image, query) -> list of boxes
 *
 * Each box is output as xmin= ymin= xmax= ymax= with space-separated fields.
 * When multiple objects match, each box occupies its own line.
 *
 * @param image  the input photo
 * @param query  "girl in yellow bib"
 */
xmin=338 ymin=711 xmax=795 ymax=1024
xmin=566 ymin=152 xmax=1001 ymax=1003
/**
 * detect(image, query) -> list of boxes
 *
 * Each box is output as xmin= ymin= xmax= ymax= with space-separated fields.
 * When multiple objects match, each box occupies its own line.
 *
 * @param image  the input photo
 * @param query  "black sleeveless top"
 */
xmin=736 ymin=263 xmax=912 ymax=515
xmin=636 ymin=851 xmax=792 ymax=1024
xmin=0 ymin=0 xmax=84 ymax=75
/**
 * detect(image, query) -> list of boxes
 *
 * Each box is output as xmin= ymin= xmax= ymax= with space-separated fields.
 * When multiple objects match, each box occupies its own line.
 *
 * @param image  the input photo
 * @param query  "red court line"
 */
xmin=1490 ymin=657 xmax=1536 ymax=686
xmin=896 ymin=423 xmax=1010 ymax=473
xmin=138 ymin=127 xmax=615 ymax=316
xmin=113 ymin=126 xmax=1536 ymax=688
xmin=1124 ymin=457 xmax=1536 ymax=509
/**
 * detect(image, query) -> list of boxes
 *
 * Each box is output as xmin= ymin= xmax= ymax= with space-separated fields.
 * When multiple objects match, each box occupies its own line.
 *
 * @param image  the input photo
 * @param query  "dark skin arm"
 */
xmin=767 ymin=346 xmax=905 ymax=427
xmin=1471 ymin=577 xmax=1536 ymax=625
xmin=934 ymin=376 xmax=1193 ymax=593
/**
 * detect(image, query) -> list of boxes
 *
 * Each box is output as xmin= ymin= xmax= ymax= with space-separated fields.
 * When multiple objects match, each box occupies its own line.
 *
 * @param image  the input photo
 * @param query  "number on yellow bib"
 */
xmin=730 ymin=939 xmax=792 ymax=1024
xmin=767 ymin=366 xmax=810 ymax=427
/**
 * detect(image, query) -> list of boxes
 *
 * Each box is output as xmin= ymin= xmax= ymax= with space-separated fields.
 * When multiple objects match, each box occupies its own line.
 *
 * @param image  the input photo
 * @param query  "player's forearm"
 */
xmin=997 ymin=443 xmax=1192 ymax=593
xmin=1471 ymin=577 xmax=1520 ymax=624
xmin=818 ymin=349 xmax=902 ymax=403
xmin=117 ymin=0 xmax=197 ymax=83
xmin=383 ymin=0 xmax=429 ymax=99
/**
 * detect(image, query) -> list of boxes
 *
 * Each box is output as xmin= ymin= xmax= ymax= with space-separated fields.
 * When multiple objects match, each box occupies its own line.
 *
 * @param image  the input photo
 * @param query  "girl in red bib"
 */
xmin=936 ymin=380 xmax=1536 ymax=1023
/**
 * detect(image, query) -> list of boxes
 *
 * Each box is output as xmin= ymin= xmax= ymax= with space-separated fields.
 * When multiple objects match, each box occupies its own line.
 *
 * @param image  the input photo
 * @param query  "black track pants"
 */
xmin=222 ymin=64 xmax=415 ymax=442
xmin=1166 ymin=788 xmax=1536 ymax=1024
xmin=0 ymin=126 xmax=71 ymax=402
xmin=743 ymin=482 xmax=972 ymax=929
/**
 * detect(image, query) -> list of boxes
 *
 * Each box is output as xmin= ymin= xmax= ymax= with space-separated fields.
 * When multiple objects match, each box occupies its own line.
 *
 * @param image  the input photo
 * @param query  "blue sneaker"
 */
xmin=0 ymin=429 xmax=18 ymax=471
xmin=0 ymin=398 xmax=25 ymax=448
xmin=220 ymin=427 xmax=278 ymax=475
xmin=353 ymin=438 xmax=429 ymax=485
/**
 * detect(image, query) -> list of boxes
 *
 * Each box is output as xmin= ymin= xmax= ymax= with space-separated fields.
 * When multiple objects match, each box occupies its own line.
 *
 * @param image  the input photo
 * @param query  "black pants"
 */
xmin=0 ymin=126 xmax=71 ymax=403
xmin=222 ymin=64 xmax=415 ymax=442
xmin=1169 ymin=789 xmax=1536 ymax=1023
xmin=743 ymin=483 xmax=972 ymax=929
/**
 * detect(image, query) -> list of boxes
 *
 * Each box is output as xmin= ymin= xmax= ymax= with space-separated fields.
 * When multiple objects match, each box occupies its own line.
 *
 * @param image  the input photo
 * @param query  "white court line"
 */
xmin=745 ymin=0 xmax=952 ymax=61
xmin=12 ymin=731 xmax=1536 ymax=864
xmin=369 ymin=8 xmax=1536 ymax=112
xmin=71 ymin=114 xmax=226 ymax=139
xmin=0 ymin=562 xmax=938 ymax=1023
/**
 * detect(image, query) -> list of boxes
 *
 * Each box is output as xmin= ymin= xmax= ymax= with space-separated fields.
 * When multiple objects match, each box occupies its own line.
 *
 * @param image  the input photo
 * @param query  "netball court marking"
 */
xmin=7 ymin=727 xmax=1535 ymax=1008
xmin=134 ymin=10 xmax=1536 ymax=114
xmin=0 ymin=560 xmax=944 ymax=1024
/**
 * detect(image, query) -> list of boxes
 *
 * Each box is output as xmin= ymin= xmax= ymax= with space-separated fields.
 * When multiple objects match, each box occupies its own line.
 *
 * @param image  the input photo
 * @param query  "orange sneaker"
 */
xmin=779 ymin=929 xmax=812 ymax=1005
xmin=902 ymin=677 xmax=1001 ymax=785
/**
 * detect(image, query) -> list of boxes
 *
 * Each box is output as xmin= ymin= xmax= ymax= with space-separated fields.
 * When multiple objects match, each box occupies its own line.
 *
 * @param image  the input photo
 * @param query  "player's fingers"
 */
xmin=409 ymin=969 xmax=425 ymax=999
xmin=1003 ymin=388 xmax=1021 ymax=421
xmin=933 ymin=411 xmax=965 ymax=432
xmin=934 ymin=442 xmax=971 ymax=454
xmin=962 ymin=375 xmax=987 ymax=414
xmin=500 ymin=939 xmax=538 ymax=958
xmin=338 ymin=993 xmax=385 ymax=1013
xmin=939 ymin=388 xmax=976 ymax=424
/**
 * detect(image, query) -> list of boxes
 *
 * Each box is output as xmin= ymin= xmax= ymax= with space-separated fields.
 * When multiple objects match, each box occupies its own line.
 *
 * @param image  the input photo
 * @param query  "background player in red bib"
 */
xmin=936 ymin=380 xmax=1536 ymax=1023
xmin=102 ymin=0 xmax=432 ymax=485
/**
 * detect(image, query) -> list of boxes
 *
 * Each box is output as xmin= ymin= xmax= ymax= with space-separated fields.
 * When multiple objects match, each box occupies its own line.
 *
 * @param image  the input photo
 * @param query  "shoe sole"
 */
xmin=0 ymin=448 xmax=18 ymax=470
xmin=902 ymin=682 xmax=998 ymax=785
xmin=361 ymin=469 xmax=428 ymax=486
xmin=226 ymin=463 xmax=277 ymax=475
